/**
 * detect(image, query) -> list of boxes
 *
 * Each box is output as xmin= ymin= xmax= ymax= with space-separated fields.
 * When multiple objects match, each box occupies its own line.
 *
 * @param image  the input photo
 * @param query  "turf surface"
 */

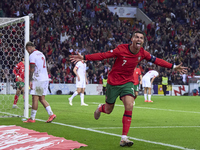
xmin=0 ymin=95 xmax=200 ymax=150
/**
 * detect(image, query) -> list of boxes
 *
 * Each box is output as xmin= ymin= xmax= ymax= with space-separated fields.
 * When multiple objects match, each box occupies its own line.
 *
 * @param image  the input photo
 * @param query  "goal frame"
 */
xmin=0 ymin=16 xmax=29 ymax=118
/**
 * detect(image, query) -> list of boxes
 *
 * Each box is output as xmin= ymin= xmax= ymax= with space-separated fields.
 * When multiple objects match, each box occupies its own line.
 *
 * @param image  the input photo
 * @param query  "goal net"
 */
xmin=188 ymin=76 xmax=200 ymax=96
xmin=0 ymin=16 xmax=29 ymax=118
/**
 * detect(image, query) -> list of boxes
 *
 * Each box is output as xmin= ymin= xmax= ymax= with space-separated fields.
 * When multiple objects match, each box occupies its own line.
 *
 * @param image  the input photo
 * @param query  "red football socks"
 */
xmin=122 ymin=110 xmax=132 ymax=135
xmin=98 ymin=104 xmax=106 ymax=113
xmin=13 ymin=95 xmax=19 ymax=105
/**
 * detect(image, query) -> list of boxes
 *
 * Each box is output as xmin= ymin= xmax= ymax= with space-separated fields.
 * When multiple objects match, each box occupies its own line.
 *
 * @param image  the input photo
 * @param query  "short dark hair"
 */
xmin=25 ymin=41 xmax=35 ymax=48
xmin=132 ymin=30 xmax=144 ymax=37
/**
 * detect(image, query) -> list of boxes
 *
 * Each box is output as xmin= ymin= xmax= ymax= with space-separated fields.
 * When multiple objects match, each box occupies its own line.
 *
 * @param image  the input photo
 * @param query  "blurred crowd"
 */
xmin=0 ymin=0 xmax=200 ymax=85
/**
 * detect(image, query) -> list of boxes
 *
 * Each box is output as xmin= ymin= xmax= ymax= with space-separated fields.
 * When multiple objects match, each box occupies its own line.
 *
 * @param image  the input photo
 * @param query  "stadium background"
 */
xmin=0 ymin=0 xmax=200 ymax=93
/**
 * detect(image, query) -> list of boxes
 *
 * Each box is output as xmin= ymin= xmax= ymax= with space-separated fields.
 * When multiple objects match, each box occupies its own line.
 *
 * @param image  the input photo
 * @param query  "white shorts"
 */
xmin=76 ymin=78 xmax=86 ymax=88
xmin=30 ymin=80 xmax=49 ymax=96
xmin=142 ymin=77 xmax=151 ymax=88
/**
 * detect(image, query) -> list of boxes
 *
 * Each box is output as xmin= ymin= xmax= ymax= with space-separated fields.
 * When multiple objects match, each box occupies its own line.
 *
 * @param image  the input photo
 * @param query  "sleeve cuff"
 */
xmin=172 ymin=64 xmax=177 ymax=69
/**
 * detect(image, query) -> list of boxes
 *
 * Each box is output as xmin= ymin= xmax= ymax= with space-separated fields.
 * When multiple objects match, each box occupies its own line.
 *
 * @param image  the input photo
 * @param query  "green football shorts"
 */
xmin=133 ymin=84 xmax=139 ymax=92
xmin=105 ymin=82 xmax=135 ymax=104
xmin=16 ymin=82 xmax=25 ymax=89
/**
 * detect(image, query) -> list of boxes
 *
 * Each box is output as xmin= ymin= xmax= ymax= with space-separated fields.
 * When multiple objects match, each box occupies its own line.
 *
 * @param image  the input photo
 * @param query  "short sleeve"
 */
xmin=29 ymin=53 xmax=35 ymax=64
xmin=156 ymin=72 xmax=159 ymax=77
xmin=75 ymin=61 xmax=80 ymax=69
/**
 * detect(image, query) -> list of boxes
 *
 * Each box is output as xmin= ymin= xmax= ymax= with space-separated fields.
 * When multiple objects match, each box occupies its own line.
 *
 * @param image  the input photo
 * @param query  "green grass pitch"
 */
xmin=0 ymin=95 xmax=200 ymax=150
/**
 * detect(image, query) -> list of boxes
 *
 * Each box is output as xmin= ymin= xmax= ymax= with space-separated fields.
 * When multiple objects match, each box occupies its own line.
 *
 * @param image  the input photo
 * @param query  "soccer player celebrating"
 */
xmin=68 ymin=60 xmax=88 ymax=106
xmin=24 ymin=42 xmax=56 ymax=123
xmin=70 ymin=31 xmax=187 ymax=147
xmin=142 ymin=70 xmax=159 ymax=102
xmin=12 ymin=57 xmax=25 ymax=108
xmin=133 ymin=66 xmax=142 ymax=105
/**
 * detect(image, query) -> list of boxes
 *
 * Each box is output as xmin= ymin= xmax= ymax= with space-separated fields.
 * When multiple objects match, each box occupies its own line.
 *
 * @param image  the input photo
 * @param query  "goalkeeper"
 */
xmin=12 ymin=57 xmax=31 ymax=109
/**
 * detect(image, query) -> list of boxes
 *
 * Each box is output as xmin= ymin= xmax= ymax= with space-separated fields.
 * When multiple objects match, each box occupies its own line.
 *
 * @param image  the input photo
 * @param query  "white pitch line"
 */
xmin=90 ymin=126 xmax=200 ymax=129
xmin=36 ymin=119 xmax=195 ymax=150
xmin=92 ymin=102 xmax=200 ymax=114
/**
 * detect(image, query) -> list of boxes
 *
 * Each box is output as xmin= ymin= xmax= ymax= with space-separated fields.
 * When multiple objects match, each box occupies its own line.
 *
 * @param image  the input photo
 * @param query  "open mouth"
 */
xmin=136 ymin=42 xmax=141 ymax=47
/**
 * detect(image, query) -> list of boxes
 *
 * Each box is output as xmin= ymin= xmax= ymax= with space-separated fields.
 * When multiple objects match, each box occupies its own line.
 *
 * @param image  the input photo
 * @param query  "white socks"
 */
xmin=121 ymin=135 xmax=127 ymax=140
xmin=148 ymin=94 xmax=151 ymax=101
xmin=31 ymin=109 xmax=37 ymax=120
xmin=80 ymin=93 xmax=84 ymax=104
xmin=144 ymin=94 xmax=147 ymax=100
xmin=46 ymin=106 xmax=53 ymax=116
xmin=71 ymin=91 xmax=78 ymax=100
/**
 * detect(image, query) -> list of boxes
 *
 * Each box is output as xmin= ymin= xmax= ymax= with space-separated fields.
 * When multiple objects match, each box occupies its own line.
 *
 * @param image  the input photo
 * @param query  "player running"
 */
xmin=68 ymin=60 xmax=88 ymax=106
xmin=142 ymin=70 xmax=159 ymax=102
xmin=12 ymin=57 xmax=31 ymax=109
xmin=133 ymin=66 xmax=142 ymax=105
xmin=24 ymin=42 xmax=56 ymax=123
xmin=70 ymin=31 xmax=187 ymax=147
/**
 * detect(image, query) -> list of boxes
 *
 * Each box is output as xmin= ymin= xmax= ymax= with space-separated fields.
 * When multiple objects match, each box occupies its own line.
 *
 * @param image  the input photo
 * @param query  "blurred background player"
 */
xmin=12 ymin=57 xmax=31 ymax=109
xmin=102 ymin=74 xmax=107 ymax=95
xmin=48 ymin=69 xmax=52 ymax=95
xmin=133 ymin=66 xmax=142 ymax=105
xmin=68 ymin=60 xmax=88 ymax=106
xmin=197 ymin=79 xmax=200 ymax=96
xmin=12 ymin=57 xmax=25 ymax=108
xmin=162 ymin=73 xmax=168 ymax=96
xmin=24 ymin=42 xmax=56 ymax=123
xmin=142 ymin=70 xmax=159 ymax=102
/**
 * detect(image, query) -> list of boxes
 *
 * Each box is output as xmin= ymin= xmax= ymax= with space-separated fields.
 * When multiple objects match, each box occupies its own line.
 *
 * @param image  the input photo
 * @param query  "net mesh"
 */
xmin=0 ymin=17 xmax=26 ymax=117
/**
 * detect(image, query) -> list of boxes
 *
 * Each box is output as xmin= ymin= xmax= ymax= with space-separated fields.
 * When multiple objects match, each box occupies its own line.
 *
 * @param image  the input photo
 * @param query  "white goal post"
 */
xmin=0 ymin=16 xmax=29 ymax=118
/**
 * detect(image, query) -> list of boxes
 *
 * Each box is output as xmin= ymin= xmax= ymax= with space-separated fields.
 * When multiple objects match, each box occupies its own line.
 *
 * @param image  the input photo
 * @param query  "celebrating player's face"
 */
xmin=131 ymin=33 xmax=144 ymax=50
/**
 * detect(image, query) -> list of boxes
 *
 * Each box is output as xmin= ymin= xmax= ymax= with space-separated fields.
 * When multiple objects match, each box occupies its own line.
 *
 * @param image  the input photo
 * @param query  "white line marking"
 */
xmin=92 ymin=102 xmax=200 ymax=114
xmin=36 ymin=119 xmax=195 ymax=150
xmin=90 ymin=126 xmax=200 ymax=129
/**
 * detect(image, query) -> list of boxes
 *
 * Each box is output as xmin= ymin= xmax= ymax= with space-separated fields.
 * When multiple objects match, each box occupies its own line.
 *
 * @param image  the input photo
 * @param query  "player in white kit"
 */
xmin=68 ymin=60 xmax=88 ymax=106
xmin=142 ymin=70 xmax=159 ymax=102
xmin=24 ymin=41 xmax=56 ymax=123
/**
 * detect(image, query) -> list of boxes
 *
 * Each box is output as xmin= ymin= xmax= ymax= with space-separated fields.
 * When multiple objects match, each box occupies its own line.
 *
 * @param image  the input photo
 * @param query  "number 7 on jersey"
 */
xmin=122 ymin=60 xmax=127 ymax=66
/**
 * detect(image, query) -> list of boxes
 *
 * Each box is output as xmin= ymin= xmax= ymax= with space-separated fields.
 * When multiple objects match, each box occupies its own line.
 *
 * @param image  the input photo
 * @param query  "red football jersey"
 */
xmin=133 ymin=68 xmax=141 ymax=85
xmin=85 ymin=44 xmax=173 ymax=85
xmin=13 ymin=62 xmax=25 ymax=82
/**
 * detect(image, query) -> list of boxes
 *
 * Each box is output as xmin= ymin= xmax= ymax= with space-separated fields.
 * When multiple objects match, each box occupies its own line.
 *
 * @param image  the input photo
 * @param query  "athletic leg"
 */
xmin=144 ymin=87 xmax=148 ymax=102
xmin=39 ymin=95 xmax=56 ymax=123
xmin=80 ymin=88 xmax=88 ymax=106
xmin=24 ymin=95 xmax=38 ymax=123
xmin=68 ymin=88 xmax=81 ymax=105
xmin=13 ymin=88 xmax=21 ymax=108
xmin=120 ymin=95 xmax=134 ymax=147
xmin=148 ymin=87 xmax=153 ymax=102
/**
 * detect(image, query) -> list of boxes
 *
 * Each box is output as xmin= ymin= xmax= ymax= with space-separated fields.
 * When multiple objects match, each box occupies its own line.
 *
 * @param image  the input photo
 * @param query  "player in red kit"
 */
xmin=70 ymin=31 xmax=187 ymax=147
xmin=133 ymin=66 xmax=142 ymax=105
xmin=12 ymin=57 xmax=25 ymax=108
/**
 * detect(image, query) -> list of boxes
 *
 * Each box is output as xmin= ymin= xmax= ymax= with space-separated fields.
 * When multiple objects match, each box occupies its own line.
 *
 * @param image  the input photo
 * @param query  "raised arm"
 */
xmin=144 ymin=51 xmax=187 ymax=74
xmin=70 ymin=49 xmax=118 ymax=63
